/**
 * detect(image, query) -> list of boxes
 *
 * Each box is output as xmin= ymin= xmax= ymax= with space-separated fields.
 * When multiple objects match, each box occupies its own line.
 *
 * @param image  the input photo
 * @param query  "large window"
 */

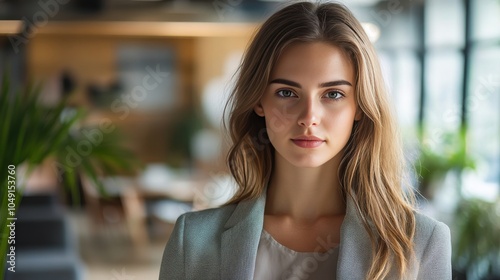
xmin=423 ymin=0 xmax=499 ymax=198
xmin=370 ymin=0 xmax=500 ymax=198
xmin=423 ymin=0 xmax=464 ymax=141
xmin=464 ymin=0 xmax=500 ymax=198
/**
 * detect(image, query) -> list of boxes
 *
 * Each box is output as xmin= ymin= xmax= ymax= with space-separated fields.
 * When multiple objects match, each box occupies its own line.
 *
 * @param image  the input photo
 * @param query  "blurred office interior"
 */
xmin=0 ymin=0 xmax=499 ymax=279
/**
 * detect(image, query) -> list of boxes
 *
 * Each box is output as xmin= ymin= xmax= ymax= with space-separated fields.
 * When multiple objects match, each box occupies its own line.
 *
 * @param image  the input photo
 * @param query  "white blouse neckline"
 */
xmin=261 ymin=229 xmax=339 ymax=256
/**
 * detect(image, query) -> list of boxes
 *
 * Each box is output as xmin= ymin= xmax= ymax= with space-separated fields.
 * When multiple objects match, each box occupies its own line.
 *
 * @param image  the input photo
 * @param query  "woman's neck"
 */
xmin=264 ymin=153 xmax=346 ymax=223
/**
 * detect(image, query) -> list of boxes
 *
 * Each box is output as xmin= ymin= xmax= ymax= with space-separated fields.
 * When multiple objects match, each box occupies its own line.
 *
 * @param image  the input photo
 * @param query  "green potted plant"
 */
xmin=453 ymin=198 xmax=500 ymax=279
xmin=415 ymin=126 xmax=500 ymax=278
xmin=0 ymin=70 xmax=140 ymax=277
xmin=414 ymin=126 xmax=476 ymax=199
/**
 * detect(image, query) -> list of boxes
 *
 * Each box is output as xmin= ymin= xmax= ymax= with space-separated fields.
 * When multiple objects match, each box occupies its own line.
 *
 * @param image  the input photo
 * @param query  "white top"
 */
xmin=253 ymin=229 xmax=339 ymax=280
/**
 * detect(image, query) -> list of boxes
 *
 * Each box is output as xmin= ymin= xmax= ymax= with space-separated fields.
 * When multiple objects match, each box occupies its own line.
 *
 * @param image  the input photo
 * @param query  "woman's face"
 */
xmin=254 ymin=42 xmax=360 ymax=168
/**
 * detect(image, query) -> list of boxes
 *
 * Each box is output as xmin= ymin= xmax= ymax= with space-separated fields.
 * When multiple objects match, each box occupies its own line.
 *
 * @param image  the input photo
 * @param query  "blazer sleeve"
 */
xmin=159 ymin=214 xmax=186 ymax=280
xmin=417 ymin=221 xmax=452 ymax=280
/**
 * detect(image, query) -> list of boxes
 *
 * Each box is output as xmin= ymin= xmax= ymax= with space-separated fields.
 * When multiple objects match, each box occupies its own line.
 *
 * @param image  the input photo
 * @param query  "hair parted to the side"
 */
xmin=222 ymin=2 xmax=416 ymax=279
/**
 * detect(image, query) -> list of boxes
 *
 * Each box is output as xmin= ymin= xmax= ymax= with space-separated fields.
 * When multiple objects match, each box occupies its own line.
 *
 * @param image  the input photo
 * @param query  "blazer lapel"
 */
xmin=337 ymin=197 xmax=372 ymax=279
xmin=219 ymin=192 xmax=373 ymax=279
xmin=221 ymin=193 xmax=266 ymax=280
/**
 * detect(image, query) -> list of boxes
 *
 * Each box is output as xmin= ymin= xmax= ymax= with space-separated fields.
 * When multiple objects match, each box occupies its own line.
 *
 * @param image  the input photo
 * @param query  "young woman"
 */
xmin=159 ymin=2 xmax=451 ymax=279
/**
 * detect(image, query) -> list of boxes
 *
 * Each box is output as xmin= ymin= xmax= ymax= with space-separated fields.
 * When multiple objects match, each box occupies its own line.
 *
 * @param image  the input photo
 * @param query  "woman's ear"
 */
xmin=254 ymin=103 xmax=265 ymax=117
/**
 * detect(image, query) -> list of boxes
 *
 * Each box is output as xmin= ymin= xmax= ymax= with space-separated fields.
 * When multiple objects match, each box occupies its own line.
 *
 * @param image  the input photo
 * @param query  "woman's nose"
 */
xmin=297 ymin=98 xmax=320 ymax=127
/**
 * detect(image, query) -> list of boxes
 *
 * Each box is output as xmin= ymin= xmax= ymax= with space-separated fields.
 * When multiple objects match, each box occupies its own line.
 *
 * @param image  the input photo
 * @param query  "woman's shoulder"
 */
xmin=412 ymin=210 xmax=451 ymax=256
xmin=409 ymin=211 xmax=452 ymax=276
xmin=413 ymin=211 xmax=450 ymax=238
xmin=176 ymin=202 xmax=239 ymax=229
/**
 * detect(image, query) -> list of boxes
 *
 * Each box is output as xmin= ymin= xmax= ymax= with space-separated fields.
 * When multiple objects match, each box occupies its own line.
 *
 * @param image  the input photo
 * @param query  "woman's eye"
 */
xmin=276 ymin=89 xmax=296 ymax=98
xmin=324 ymin=91 xmax=344 ymax=100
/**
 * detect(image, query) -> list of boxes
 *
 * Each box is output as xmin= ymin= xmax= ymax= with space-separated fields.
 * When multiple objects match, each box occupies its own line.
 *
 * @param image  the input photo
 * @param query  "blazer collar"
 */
xmin=221 ymin=191 xmax=266 ymax=279
xmin=220 ymin=190 xmax=372 ymax=279
xmin=337 ymin=195 xmax=372 ymax=278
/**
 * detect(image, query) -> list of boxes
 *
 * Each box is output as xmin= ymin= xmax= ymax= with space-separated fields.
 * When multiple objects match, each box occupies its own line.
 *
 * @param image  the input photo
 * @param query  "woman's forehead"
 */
xmin=269 ymin=42 xmax=355 ymax=86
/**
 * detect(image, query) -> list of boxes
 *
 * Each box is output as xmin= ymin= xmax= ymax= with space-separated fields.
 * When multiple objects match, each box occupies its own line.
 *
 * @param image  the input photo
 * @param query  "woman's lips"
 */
xmin=291 ymin=137 xmax=325 ymax=148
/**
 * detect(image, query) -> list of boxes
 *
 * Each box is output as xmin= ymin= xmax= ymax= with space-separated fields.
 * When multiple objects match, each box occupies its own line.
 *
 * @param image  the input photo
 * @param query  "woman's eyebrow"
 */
xmin=269 ymin=78 xmax=352 ymax=88
xmin=319 ymin=80 xmax=353 ymax=87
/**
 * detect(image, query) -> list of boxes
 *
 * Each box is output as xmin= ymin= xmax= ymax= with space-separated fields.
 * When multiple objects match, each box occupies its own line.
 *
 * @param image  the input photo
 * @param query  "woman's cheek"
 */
xmin=266 ymin=106 xmax=290 ymax=133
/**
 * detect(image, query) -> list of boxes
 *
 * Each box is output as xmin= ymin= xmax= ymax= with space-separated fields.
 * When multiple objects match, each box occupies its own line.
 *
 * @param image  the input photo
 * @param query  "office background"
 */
xmin=0 ymin=0 xmax=499 ymax=279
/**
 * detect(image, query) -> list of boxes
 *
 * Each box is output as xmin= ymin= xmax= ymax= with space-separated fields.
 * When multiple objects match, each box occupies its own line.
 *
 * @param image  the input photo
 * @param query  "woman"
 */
xmin=159 ymin=2 xmax=451 ymax=279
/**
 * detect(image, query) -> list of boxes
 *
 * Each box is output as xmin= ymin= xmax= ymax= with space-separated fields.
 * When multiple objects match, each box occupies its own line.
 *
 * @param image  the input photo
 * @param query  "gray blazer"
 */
xmin=159 ymin=192 xmax=452 ymax=279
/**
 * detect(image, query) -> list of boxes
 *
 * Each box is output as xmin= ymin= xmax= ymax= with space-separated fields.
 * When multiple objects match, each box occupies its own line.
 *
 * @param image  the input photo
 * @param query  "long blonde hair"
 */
xmin=223 ymin=2 xmax=416 ymax=279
